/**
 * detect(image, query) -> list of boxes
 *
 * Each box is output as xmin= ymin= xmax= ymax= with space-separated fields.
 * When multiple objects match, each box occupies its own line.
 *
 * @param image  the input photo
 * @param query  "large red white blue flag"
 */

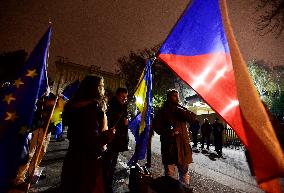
xmin=158 ymin=0 xmax=284 ymax=192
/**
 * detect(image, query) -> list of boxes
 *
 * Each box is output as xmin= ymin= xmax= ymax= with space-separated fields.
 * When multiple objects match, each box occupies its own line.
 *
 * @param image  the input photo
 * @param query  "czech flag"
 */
xmin=158 ymin=0 xmax=284 ymax=192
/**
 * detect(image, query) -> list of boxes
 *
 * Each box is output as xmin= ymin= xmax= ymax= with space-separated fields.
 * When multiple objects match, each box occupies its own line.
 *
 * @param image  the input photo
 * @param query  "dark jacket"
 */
xmin=61 ymin=100 xmax=114 ymax=193
xmin=190 ymin=120 xmax=200 ymax=133
xmin=212 ymin=121 xmax=224 ymax=137
xmin=63 ymin=100 xmax=113 ymax=154
xmin=201 ymin=122 xmax=212 ymax=136
xmin=106 ymin=97 xmax=129 ymax=152
xmin=32 ymin=93 xmax=56 ymax=131
xmin=154 ymin=101 xmax=196 ymax=165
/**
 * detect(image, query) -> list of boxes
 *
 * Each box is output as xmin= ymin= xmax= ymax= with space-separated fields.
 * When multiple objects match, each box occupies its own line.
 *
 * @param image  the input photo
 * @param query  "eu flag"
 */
xmin=128 ymin=59 xmax=152 ymax=165
xmin=0 ymin=26 xmax=52 ymax=191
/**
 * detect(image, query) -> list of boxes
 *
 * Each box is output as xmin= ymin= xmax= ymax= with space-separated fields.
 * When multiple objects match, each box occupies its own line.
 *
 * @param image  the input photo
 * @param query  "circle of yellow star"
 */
xmin=14 ymin=78 xmax=24 ymax=88
xmin=4 ymin=111 xmax=18 ymax=122
xmin=25 ymin=69 xmax=38 ymax=78
xmin=3 ymin=93 xmax=16 ymax=105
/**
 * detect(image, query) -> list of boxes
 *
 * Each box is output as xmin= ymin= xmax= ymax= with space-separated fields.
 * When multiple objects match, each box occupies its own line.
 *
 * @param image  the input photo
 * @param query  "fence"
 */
xmin=224 ymin=127 xmax=243 ymax=149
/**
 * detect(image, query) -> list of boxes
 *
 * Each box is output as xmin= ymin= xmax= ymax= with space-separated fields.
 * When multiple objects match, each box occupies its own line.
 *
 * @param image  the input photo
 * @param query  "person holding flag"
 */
xmin=0 ymin=26 xmax=52 ymax=192
xmin=9 ymin=89 xmax=56 ymax=192
xmin=158 ymin=0 xmax=284 ymax=191
xmin=104 ymin=87 xmax=129 ymax=193
xmin=153 ymin=89 xmax=196 ymax=186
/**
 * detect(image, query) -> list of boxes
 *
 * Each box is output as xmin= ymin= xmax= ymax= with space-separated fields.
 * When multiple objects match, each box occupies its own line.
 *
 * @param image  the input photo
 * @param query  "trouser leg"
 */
xmin=177 ymin=164 xmax=190 ymax=185
xmin=192 ymin=132 xmax=198 ymax=147
xmin=103 ymin=150 xmax=119 ymax=193
xmin=200 ymin=134 xmax=205 ymax=148
xmin=206 ymin=135 xmax=211 ymax=149
xmin=13 ymin=131 xmax=39 ymax=184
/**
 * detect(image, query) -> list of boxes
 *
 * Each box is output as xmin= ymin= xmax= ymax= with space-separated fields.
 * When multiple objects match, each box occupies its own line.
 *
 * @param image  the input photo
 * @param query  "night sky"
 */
xmin=0 ymin=0 xmax=283 ymax=78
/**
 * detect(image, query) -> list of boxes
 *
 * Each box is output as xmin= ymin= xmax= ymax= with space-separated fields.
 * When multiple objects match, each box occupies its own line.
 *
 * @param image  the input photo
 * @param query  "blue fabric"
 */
xmin=53 ymin=122 xmax=63 ymax=140
xmin=0 ymin=27 xmax=52 ymax=191
xmin=62 ymin=80 xmax=80 ymax=99
xmin=128 ymin=59 xmax=152 ymax=165
xmin=159 ymin=0 xmax=229 ymax=56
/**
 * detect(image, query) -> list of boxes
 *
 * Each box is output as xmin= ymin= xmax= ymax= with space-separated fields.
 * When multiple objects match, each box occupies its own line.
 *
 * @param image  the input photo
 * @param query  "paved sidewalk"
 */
xmin=28 ymin=133 xmax=265 ymax=193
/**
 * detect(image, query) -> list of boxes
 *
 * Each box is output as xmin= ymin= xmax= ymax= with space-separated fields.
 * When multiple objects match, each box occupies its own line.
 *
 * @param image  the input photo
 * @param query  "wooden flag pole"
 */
xmin=25 ymin=96 xmax=58 ymax=192
xmin=25 ymin=65 xmax=63 ymax=192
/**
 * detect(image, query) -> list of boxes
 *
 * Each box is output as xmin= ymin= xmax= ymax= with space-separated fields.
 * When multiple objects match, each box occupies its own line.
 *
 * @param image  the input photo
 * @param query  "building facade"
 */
xmin=52 ymin=57 xmax=125 ymax=95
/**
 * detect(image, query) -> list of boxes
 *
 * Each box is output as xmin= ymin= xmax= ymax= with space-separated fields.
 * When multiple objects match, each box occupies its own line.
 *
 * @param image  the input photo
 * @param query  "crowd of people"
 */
xmin=191 ymin=117 xmax=225 ymax=157
xmin=8 ymin=74 xmax=229 ymax=193
xmin=8 ymin=75 xmax=131 ymax=193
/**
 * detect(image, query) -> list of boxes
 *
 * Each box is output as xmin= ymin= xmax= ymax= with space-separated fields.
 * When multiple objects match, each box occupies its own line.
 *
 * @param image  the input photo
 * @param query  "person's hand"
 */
xmin=111 ymin=127 xmax=116 ymax=134
xmin=124 ymin=118 xmax=128 ymax=126
xmin=171 ymin=129 xmax=179 ymax=136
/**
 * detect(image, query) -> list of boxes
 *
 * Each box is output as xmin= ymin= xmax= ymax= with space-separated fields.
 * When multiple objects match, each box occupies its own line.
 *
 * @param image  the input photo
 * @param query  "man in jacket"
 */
xmin=154 ymin=89 xmax=196 ymax=186
xmin=104 ymin=88 xmax=129 ymax=193
xmin=190 ymin=118 xmax=200 ymax=148
xmin=200 ymin=118 xmax=212 ymax=150
xmin=212 ymin=118 xmax=225 ymax=157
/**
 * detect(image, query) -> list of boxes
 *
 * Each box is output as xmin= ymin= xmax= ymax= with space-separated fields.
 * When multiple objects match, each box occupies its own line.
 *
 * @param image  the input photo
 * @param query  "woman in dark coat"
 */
xmin=61 ymin=75 xmax=115 ymax=193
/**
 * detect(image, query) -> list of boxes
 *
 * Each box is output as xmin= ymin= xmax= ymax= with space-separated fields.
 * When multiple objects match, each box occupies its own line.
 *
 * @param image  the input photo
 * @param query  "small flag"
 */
xmin=0 ymin=26 xmax=52 ymax=191
xmin=128 ymin=59 xmax=152 ymax=165
xmin=62 ymin=80 xmax=80 ymax=99
xmin=158 ymin=0 xmax=284 ymax=192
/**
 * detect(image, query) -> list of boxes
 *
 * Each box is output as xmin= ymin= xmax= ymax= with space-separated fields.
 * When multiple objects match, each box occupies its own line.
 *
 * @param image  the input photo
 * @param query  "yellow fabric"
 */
xmin=51 ymin=97 xmax=66 ymax=124
xmin=134 ymin=68 xmax=148 ymax=134
xmin=14 ymin=129 xmax=51 ymax=184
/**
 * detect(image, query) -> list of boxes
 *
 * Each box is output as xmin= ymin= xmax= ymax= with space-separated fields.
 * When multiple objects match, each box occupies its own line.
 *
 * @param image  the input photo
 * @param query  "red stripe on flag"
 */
xmin=219 ymin=0 xmax=284 ymax=187
xmin=159 ymin=52 xmax=248 ymax=146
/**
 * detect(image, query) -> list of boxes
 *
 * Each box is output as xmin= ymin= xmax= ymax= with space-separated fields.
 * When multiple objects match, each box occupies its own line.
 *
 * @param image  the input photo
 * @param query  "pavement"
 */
xmin=28 ymin=132 xmax=265 ymax=193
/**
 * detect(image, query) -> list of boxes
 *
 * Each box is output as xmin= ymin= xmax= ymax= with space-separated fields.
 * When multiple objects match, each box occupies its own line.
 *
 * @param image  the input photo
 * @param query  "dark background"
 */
xmin=0 ymin=0 xmax=283 ymax=78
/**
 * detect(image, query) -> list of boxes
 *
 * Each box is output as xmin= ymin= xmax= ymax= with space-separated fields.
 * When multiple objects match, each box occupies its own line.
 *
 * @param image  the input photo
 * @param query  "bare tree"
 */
xmin=256 ymin=0 xmax=284 ymax=37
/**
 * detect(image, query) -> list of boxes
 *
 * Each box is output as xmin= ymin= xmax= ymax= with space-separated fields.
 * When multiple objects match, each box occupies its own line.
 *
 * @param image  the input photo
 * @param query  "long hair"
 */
xmin=68 ymin=75 xmax=107 ymax=111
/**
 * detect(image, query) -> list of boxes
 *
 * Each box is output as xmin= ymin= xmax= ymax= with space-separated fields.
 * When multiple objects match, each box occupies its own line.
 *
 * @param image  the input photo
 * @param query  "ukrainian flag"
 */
xmin=128 ymin=59 xmax=152 ymax=165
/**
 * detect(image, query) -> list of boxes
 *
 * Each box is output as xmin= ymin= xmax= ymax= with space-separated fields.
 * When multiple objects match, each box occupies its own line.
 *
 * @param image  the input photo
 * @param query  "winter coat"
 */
xmin=154 ymin=101 xmax=196 ymax=165
xmin=61 ymin=100 xmax=114 ymax=193
xmin=201 ymin=122 xmax=212 ymax=137
xmin=190 ymin=120 xmax=200 ymax=133
xmin=212 ymin=122 xmax=224 ymax=137
xmin=106 ymin=97 xmax=129 ymax=152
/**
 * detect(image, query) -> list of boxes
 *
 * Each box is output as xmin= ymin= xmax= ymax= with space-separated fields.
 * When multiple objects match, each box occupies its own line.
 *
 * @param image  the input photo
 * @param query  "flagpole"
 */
xmin=25 ymin=34 xmax=62 ymax=192
xmin=132 ymin=56 xmax=156 ymax=96
xmin=112 ymin=56 xmax=156 ymax=129
xmin=25 ymin=70 xmax=63 ymax=192
xmin=25 ymin=97 xmax=58 ymax=192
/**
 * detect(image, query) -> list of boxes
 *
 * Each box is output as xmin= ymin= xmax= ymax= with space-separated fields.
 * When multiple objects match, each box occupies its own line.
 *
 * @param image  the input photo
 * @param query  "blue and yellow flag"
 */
xmin=0 ymin=26 xmax=52 ymax=191
xmin=128 ymin=59 xmax=152 ymax=165
xmin=62 ymin=80 xmax=80 ymax=99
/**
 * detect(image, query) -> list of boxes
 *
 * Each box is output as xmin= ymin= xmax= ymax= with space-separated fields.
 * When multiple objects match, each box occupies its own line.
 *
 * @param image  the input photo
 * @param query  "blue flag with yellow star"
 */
xmin=128 ymin=59 xmax=152 ymax=165
xmin=0 ymin=26 xmax=52 ymax=191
